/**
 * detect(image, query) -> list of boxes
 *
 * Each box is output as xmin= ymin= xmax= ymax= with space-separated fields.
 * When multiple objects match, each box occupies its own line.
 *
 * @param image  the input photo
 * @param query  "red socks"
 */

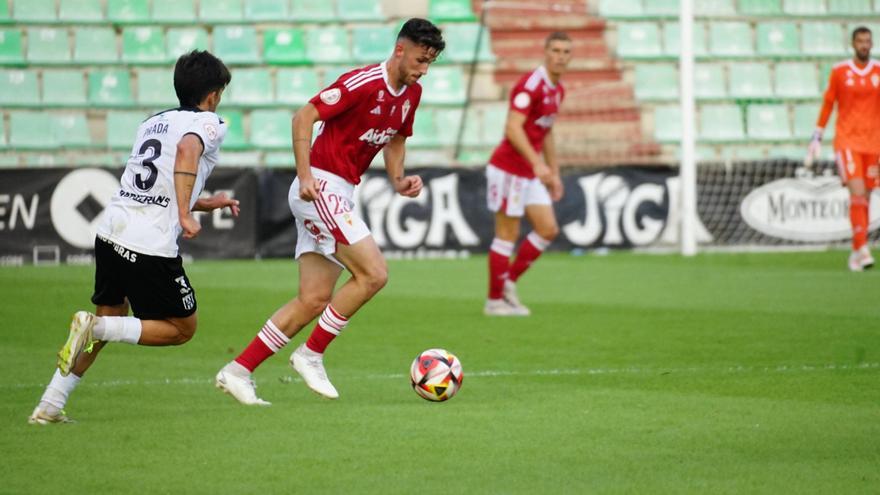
xmin=851 ymin=195 xmax=869 ymax=250
xmin=305 ymin=304 xmax=349 ymax=354
xmin=509 ymin=232 xmax=551 ymax=282
xmin=488 ymin=238 xmax=514 ymax=299
xmin=234 ymin=320 xmax=290 ymax=372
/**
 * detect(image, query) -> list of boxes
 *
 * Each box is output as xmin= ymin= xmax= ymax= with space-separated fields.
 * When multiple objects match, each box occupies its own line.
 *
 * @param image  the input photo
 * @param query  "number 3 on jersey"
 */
xmin=132 ymin=138 xmax=162 ymax=191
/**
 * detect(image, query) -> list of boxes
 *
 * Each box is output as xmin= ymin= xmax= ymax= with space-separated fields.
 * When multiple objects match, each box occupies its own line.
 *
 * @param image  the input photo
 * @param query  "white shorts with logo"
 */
xmin=486 ymin=163 xmax=552 ymax=217
xmin=288 ymin=168 xmax=371 ymax=265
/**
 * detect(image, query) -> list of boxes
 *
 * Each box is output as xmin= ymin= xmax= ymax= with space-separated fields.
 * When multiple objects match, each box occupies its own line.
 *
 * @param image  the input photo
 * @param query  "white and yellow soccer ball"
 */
xmin=410 ymin=348 xmax=463 ymax=402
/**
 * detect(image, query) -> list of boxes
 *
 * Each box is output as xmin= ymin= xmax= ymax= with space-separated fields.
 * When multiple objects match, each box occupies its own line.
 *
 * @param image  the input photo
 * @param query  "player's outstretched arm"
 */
xmin=384 ymin=134 xmax=422 ymax=197
xmin=292 ymin=103 xmax=321 ymax=201
xmin=193 ymin=192 xmax=240 ymax=216
xmin=505 ymin=111 xmax=551 ymax=184
xmin=174 ymin=133 xmax=205 ymax=239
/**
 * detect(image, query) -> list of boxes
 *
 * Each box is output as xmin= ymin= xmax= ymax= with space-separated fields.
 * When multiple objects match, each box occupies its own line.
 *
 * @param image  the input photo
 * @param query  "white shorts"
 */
xmin=486 ymin=163 xmax=552 ymax=217
xmin=288 ymin=168 xmax=371 ymax=265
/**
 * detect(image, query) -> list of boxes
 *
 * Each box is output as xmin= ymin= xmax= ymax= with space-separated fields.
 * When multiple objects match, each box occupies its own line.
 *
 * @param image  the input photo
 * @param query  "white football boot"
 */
xmin=858 ymin=245 xmax=875 ymax=270
xmin=290 ymin=344 xmax=339 ymax=399
xmin=215 ymin=364 xmax=271 ymax=406
xmin=28 ymin=403 xmax=73 ymax=425
xmin=502 ymin=280 xmax=531 ymax=316
xmin=483 ymin=298 xmax=529 ymax=317
xmin=849 ymin=250 xmax=865 ymax=272
xmin=57 ymin=311 xmax=97 ymax=376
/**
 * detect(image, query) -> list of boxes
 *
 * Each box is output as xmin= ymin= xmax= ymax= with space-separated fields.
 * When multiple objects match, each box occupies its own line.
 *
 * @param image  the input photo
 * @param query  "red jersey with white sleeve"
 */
xmin=817 ymin=59 xmax=880 ymax=153
xmin=489 ymin=66 xmax=564 ymax=179
xmin=308 ymin=62 xmax=421 ymax=185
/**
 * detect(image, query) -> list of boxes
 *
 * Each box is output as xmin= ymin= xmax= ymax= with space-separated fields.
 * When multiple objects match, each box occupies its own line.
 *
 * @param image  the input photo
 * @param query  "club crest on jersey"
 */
xmin=320 ymin=88 xmax=341 ymax=105
xmin=204 ymin=123 xmax=217 ymax=142
xmin=872 ymin=74 xmax=880 ymax=88
xmin=377 ymin=90 xmax=385 ymax=102
xmin=401 ymin=100 xmax=411 ymax=123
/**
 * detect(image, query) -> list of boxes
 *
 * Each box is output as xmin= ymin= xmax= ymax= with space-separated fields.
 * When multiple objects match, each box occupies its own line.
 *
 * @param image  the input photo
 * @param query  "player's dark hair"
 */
xmin=174 ymin=50 xmax=231 ymax=108
xmin=397 ymin=18 xmax=445 ymax=53
xmin=545 ymin=31 xmax=572 ymax=48
xmin=852 ymin=26 xmax=872 ymax=41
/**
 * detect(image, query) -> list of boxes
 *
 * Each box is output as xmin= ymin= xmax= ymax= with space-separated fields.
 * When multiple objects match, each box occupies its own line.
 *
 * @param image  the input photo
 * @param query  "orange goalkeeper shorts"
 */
xmin=835 ymin=148 xmax=880 ymax=189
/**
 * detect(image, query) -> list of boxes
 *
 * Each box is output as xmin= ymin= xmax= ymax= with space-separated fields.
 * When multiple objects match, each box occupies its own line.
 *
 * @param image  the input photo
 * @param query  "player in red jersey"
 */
xmin=808 ymin=26 xmax=880 ymax=271
xmin=216 ymin=19 xmax=444 ymax=404
xmin=484 ymin=32 xmax=572 ymax=316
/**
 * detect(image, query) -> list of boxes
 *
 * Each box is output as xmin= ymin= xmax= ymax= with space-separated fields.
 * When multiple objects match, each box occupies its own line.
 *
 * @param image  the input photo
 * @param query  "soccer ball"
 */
xmin=410 ymin=348 xmax=463 ymax=402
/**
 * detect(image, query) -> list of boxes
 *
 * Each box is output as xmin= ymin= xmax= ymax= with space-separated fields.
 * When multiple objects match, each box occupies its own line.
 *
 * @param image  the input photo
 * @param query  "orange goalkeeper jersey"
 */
xmin=817 ymin=59 xmax=880 ymax=153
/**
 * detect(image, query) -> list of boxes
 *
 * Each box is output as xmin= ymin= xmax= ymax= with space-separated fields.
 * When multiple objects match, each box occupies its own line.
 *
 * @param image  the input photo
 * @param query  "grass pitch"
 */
xmin=1 ymin=251 xmax=878 ymax=494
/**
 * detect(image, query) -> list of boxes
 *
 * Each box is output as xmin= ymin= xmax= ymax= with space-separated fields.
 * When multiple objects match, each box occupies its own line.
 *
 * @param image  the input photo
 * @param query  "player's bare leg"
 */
xmin=846 ymin=178 xmax=873 ymax=271
xmin=485 ymin=212 xmax=527 ymax=316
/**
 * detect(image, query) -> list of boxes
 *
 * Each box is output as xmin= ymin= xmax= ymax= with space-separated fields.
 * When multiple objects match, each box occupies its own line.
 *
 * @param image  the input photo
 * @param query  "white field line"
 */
xmin=4 ymin=362 xmax=878 ymax=391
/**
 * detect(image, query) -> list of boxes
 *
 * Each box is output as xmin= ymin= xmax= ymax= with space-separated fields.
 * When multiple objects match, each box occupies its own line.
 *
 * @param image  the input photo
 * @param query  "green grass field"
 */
xmin=1 ymin=251 xmax=878 ymax=494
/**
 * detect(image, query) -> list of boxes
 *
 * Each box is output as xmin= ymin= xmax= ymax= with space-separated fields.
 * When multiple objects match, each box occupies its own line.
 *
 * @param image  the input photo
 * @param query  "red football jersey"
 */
xmin=489 ymin=66 xmax=565 ymax=178
xmin=308 ymin=63 xmax=421 ymax=185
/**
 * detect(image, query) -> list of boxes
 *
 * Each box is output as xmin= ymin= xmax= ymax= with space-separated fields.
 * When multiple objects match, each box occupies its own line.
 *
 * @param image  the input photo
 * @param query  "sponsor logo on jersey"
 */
xmin=119 ymin=190 xmax=170 ymax=207
xmin=401 ymin=100 xmax=411 ymax=123
xmin=204 ymin=123 xmax=218 ymax=142
xmin=370 ymin=105 xmax=382 ymax=115
xmin=513 ymin=92 xmax=531 ymax=109
xmin=358 ymin=127 xmax=397 ymax=146
xmin=320 ymin=88 xmax=341 ymax=105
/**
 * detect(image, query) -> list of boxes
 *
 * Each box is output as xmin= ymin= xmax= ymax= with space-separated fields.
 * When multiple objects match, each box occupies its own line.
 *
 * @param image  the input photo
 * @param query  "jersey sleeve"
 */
xmin=309 ymin=76 xmax=362 ymax=122
xmin=508 ymin=79 xmax=535 ymax=117
xmin=816 ymin=68 xmax=838 ymax=129
xmin=182 ymin=113 xmax=226 ymax=155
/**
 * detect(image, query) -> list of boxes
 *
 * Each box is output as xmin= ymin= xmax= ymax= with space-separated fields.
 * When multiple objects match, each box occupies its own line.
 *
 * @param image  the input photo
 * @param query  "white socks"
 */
xmin=93 ymin=316 xmax=142 ymax=344
xmin=39 ymin=369 xmax=80 ymax=413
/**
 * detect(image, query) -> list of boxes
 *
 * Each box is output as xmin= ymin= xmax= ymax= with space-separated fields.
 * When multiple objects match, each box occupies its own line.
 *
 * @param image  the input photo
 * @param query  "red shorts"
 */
xmin=835 ymin=149 xmax=880 ymax=189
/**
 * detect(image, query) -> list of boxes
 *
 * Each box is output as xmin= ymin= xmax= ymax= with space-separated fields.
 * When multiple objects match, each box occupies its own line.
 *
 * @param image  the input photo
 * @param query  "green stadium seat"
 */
xmin=290 ymin=0 xmax=335 ymax=22
xmin=652 ymin=105 xmax=681 ymax=142
xmin=775 ymin=62 xmax=819 ymax=98
xmin=151 ymin=0 xmax=196 ymax=23
xmin=42 ymin=69 xmax=87 ymax=106
xmin=699 ymin=104 xmax=744 ymax=141
xmin=634 ymin=64 xmax=678 ymax=100
xmin=617 ymin=22 xmax=663 ymax=58
xmin=664 ymin=22 xmax=708 ymax=56
xmin=276 ymin=68 xmax=320 ymax=106
xmin=420 ymin=66 xmax=466 ymax=105
xmin=829 ymin=0 xmax=873 ymax=13
xmin=481 ymin=104 xmax=506 ymax=146
xmin=599 ymin=0 xmax=643 ymax=17
xmin=756 ymin=22 xmax=799 ymax=56
xmin=227 ymin=68 xmax=273 ymax=106
xmin=250 ymin=110 xmax=292 ymax=149
xmin=0 ymin=28 xmax=24 ymax=64
xmin=352 ymin=26 xmax=394 ymax=63
xmin=74 ymin=27 xmax=118 ymax=63
xmin=59 ymin=0 xmax=104 ymax=22
xmin=27 ymin=28 xmax=71 ymax=64
xmin=738 ymin=0 xmax=782 ymax=15
xmin=695 ymin=0 xmax=736 ymax=16
xmin=166 ymin=28 xmax=208 ymax=60
xmin=433 ymin=108 xmax=465 ymax=146
xmin=213 ymin=26 xmax=259 ymax=64
xmin=107 ymin=0 xmax=149 ymax=23
xmin=13 ymin=0 xmax=56 ymax=22
xmin=106 ymin=110 xmax=147 ymax=148
xmin=337 ymin=0 xmax=385 ymax=21
xmin=217 ymin=110 xmax=247 ymax=150
xmin=643 ymin=0 xmax=679 ymax=16
xmin=199 ymin=0 xmax=242 ymax=22
xmin=407 ymin=107 xmax=439 ymax=148
xmin=136 ymin=68 xmax=176 ymax=106
xmin=428 ymin=0 xmax=477 ymax=22
xmin=263 ymin=28 xmax=307 ymax=65
xmin=793 ymin=102 xmax=834 ymax=139
xmin=709 ymin=22 xmax=753 ymax=56
xmin=53 ymin=113 xmax=92 ymax=147
xmin=801 ymin=23 xmax=846 ymax=56
xmin=0 ymin=69 xmax=38 ymax=105
xmin=122 ymin=27 xmax=166 ymax=64
xmin=307 ymin=27 xmax=351 ymax=64
xmin=10 ymin=112 xmax=57 ymax=149
xmin=783 ymin=0 xmax=826 ymax=14
xmin=694 ymin=63 xmax=726 ymax=99
xmin=88 ymin=69 xmax=133 ymax=106
xmin=440 ymin=23 xmax=494 ymax=63
xmin=322 ymin=66 xmax=349 ymax=86
xmin=0 ymin=0 xmax=8 ymax=24
xmin=728 ymin=63 xmax=773 ymax=99
xmin=244 ymin=0 xmax=289 ymax=20
xmin=0 ymin=117 xmax=7 ymax=150
xmin=747 ymin=104 xmax=791 ymax=140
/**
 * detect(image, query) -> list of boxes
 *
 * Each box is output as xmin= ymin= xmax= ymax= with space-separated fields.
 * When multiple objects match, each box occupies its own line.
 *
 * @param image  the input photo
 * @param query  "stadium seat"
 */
xmin=306 ymin=27 xmax=351 ymax=64
xmin=699 ymin=104 xmax=744 ymax=141
xmin=0 ymin=117 xmax=7 ymax=150
xmin=106 ymin=110 xmax=147 ymax=148
xmin=755 ymin=22 xmax=799 ymax=56
xmin=352 ymin=26 xmax=394 ymax=63
xmin=695 ymin=0 xmax=736 ymax=16
xmin=88 ymin=70 xmax=133 ymax=106
xmin=213 ymin=26 xmax=260 ymax=64
xmin=290 ymin=0 xmax=335 ymax=22
xmin=166 ymin=28 xmax=208 ymax=60
xmin=0 ymin=0 xmax=8 ymax=24
xmin=0 ymin=28 xmax=24 ymax=64
xmin=136 ymin=68 xmax=177 ymax=106
xmin=709 ymin=22 xmax=753 ymax=56
xmin=276 ymin=68 xmax=320 ymax=105
xmin=27 ymin=28 xmax=71 ymax=64
xmin=738 ymin=0 xmax=782 ymax=15
xmin=322 ymin=66 xmax=349 ymax=86
xmin=481 ymin=104 xmax=506 ymax=146
xmin=783 ymin=0 xmax=826 ymax=14
xmin=617 ymin=22 xmax=663 ymax=58
xmin=598 ymin=0 xmax=643 ymax=17
xmin=107 ymin=0 xmax=150 ymax=23
xmin=728 ymin=63 xmax=773 ymax=99
xmin=53 ymin=113 xmax=92 ymax=148
xmin=747 ymin=104 xmax=791 ymax=140
xmin=408 ymin=107 xmax=439 ymax=148
xmin=263 ymin=28 xmax=307 ymax=65
xmin=249 ymin=110 xmax=293 ymax=148
xmin=775 ymin=62 xmax=819 ymax=98
xmin=0 ymin=69 xmax=38 ymax=106
xmin=43 ymin=69 xmax=88 ymax=106
xmin=199 ymin=0 xmax=242 ymax=22
xmin=227 ymin=68 xmax=273 ymax=106
xmin=217 ymin=110 xmax=247 ymax=150
xmin=440 ymin=23 xmax=495 ymax=63
xmin=664 ymin=22 xmax=708 ymax=56
xmin=793 ymin=102 xmax=834 ymax=139
xmin=433 ymin=108 xmax=465 ymax=146
xmin=59 ymin=0 xmax=105 ymax=22
xmin=420 ymin=66 xmax=466 ymax=105
xmin=13 ymin=0 xmax=56 ymax=22
xmin=428 ymin=0 xmax=477 ymax=22
xmin=337 ymin=0 xmax=385 ymax=21
xmin=634 ymin=64 xmax=678 ymax=100
xmin=74 ymin=27 xmax=118 ymax=63
xmin=828 ymin=0 xmax=873 ymax=13
xmin=10 ymin=112 xmax=57 ymax=149
xmin=694 ymin=64 xmax=726 ymax=99
xmin=151 ymin=0 xmax=196 ymax=23
xmin=244 ymin=0 xmax=288 ymax=21
xmin=652 ymin=105 xmax=681 ymax=142
xmin=643 ymin=0 xmax=679 ymax=16
xmin=122 ymin=27 xmax=166 ymax=64
xmin=801 ymin=23 xmax=846 ymax=56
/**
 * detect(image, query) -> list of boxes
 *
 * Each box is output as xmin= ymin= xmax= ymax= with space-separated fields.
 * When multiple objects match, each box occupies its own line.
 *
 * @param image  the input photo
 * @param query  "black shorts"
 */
xmin=91 ymin=237 xmax=197 ymax=320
